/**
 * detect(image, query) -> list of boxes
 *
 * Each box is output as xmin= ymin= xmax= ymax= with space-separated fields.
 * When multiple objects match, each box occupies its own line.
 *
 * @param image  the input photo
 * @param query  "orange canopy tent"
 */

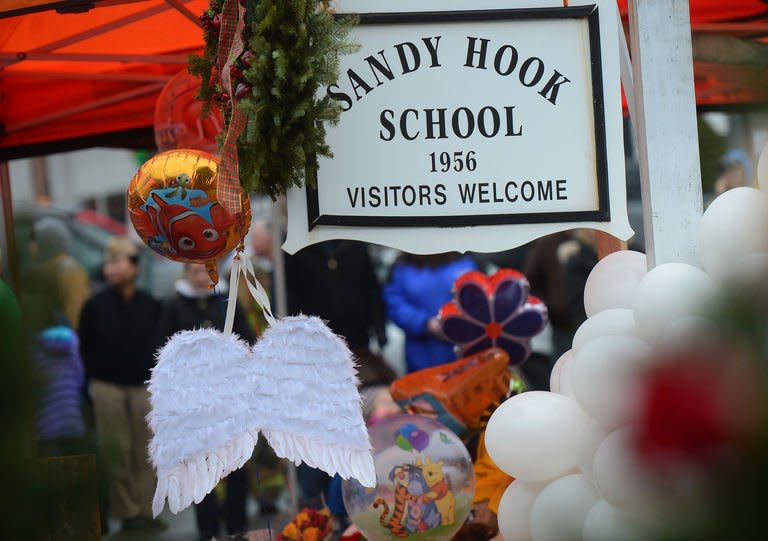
xmin=0 ymin=0 xmax=208 ymax=160
xmin=1 ymin=0 xmax=768 ymax=161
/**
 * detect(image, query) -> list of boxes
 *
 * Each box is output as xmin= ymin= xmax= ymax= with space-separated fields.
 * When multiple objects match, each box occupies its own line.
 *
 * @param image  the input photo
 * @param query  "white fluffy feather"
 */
xmin=147 ymin=317 xmax=375 ymax=517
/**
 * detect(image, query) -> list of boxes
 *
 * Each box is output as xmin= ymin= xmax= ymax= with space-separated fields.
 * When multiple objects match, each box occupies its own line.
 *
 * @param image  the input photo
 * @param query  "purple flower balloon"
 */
xmin=439 ymin=269 xmax=548 ymax=365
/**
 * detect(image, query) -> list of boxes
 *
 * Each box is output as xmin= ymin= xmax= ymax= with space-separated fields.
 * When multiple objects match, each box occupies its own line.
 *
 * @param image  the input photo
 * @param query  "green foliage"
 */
xmin=189 ymin=0 xmax=357 ymax=200
xmin=0 ymin=279 xmax=47 ymax=540
xmin=188 ymin=40 xmax=219 ymax=115
xmin=239 ymin=1 xmax=357 ymax=199
xmin=189 ymin=1 xmax=222 ymax=115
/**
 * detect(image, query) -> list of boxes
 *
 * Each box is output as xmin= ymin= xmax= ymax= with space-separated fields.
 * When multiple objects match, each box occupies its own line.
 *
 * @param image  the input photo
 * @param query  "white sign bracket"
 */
xmin=627 ymin=0 xmax=703 ymax=267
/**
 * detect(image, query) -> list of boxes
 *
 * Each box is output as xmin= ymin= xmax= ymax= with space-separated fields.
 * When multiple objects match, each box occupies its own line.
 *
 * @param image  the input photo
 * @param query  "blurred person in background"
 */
xmin=524 ymin=231 xmax=596 ymax=388
xmin=285 ymin=240 xmax=387 ymax=353
xmin=714 ymin=148 xmax=752 ymax=195
xmin=157 ymin=262 xmax=256 ymax=540
xmin=384 ymin=253 xmax=478 ymax=373
xmin=24 ymin=217 xmax=90 ymax=333
xmin=78 ymin=237 xmax=163 ymax=533
xmin=33 ymin=327 xmax=86 ymax=457
xmin=285 ymin=240 xmax=390 ymax=508
xmin=20 ymin=218 xmax=90 ymax=456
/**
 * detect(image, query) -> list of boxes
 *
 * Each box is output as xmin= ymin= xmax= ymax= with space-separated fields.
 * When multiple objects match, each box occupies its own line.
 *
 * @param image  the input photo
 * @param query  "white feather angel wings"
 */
xmin=147 ymin=315 xmax=376 ymax=516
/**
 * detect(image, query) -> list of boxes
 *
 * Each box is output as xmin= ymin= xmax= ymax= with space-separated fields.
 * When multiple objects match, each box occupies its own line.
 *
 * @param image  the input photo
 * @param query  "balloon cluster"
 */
xmin=486 ymin=158 xmax=768 ymax=541
xmin=395 ymin=422 xmax=430 ymax=453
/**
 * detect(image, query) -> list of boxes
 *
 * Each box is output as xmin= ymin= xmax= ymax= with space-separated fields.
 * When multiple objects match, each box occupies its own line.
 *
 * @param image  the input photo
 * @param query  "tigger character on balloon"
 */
xmin=127 ymin=149 xmax=250 ymax=285
xmin=373 ymin=465 xmax=412 ymax=538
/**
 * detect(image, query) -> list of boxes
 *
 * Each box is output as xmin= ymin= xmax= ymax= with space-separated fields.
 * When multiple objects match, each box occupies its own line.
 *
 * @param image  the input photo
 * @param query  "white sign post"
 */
xmin=628 ymin=0 xmax=703 ymax=267
xmin=284 ymin=0 xmax=631 ymax=254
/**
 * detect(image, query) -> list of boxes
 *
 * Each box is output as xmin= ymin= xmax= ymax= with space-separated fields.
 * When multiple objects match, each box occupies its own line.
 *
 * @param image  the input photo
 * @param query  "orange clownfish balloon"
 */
xmin=127 ymin=149 xmax=250 ymax=284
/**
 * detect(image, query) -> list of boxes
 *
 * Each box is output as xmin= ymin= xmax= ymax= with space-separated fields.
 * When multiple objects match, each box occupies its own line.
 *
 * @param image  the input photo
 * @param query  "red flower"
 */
xmin=234 ymin=83 xmax=251 ymax=100
xmin=240 ymin=50 xmax=255 ymax=68
xmin=632 ymin=347 xmax=758 ymax=470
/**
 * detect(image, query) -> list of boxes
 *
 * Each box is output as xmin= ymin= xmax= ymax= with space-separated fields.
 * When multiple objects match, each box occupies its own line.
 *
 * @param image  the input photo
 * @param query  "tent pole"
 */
xmin=164 ymin=0 xmax=203 ymax=27
xmin=5 ymin=82 xmax=165 ymax=134
xmin=1 ymin=71 xmax=173 ymax=83
xmin=0 ymin=52 xmax=189 ymax=64
xmin=0 ymin=162 xmax=19 ymax=291
xmin=0 ymin=1 xmax=197 ymax=69
xmin=628 ymin=0 xmax=703 ymax=267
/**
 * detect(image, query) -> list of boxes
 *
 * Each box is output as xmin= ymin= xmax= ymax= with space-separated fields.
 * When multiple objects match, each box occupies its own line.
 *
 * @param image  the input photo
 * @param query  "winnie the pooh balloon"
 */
xmin=127 ymin=149 xmax=250 ymax=284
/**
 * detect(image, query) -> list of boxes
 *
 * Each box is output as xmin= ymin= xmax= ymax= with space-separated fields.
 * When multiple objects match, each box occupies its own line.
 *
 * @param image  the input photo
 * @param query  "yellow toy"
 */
xmin=418 ymin=456 xmax=456 ymax=526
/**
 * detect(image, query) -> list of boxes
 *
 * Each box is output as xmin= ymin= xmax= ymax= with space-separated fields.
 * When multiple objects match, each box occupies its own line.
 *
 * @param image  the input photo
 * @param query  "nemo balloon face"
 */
xmin=127 ymin=150 xmax=250 ymax=270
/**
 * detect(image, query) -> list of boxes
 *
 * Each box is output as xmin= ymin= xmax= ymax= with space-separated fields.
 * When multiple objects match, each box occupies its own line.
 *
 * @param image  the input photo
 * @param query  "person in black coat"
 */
xmin=285 ymin=240 xmax=387 ymax=351
xmin=157 ymin=263 xmax=255 ymax=540
xmin=157 ymin=264 xmax=255 ymax=344
xmin=79 ymin=237 xmax=163 ymax=532
xmin=285 ymin=240 xmax=391 ymax=508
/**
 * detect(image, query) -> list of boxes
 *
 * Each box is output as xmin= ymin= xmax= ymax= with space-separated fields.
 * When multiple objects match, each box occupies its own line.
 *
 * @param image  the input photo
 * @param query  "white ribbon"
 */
xmin=223 ymin=252 xmax=277 ymax=336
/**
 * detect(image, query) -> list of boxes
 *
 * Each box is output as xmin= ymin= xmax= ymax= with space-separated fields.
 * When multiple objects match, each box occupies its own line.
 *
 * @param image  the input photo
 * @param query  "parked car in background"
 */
xmin=2 ymin=205 xmax=180 ymax=299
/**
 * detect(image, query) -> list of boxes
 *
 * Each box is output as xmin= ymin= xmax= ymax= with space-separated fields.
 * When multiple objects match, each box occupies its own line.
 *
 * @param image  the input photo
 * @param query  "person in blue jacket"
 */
xmin=384 ymin=253 xmax=478 ymax=372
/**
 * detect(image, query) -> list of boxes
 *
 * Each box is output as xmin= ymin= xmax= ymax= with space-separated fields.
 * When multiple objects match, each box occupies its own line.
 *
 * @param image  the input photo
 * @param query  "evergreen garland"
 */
xmin=189 ymin=0 xmax=221 ymax=115
xmin=190 ymin=0 xmax=357 ymax=200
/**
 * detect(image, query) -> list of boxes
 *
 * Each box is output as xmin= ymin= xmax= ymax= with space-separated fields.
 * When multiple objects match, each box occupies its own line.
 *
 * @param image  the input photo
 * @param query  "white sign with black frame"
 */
xmin=284 ymin=0 xmax=632 ymax=254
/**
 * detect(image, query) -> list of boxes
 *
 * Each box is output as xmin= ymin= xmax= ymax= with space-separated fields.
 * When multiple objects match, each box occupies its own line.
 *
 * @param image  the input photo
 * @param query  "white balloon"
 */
xmin=592 ymin=428 xmax=657 ymax=511
xmin=577 ymin=419 xmax=607 ymax=479
xmin=497 ymin=480 xmax=548 ymax=541
xmin=549 ymin=350 xmax=571 ymax=394
xmin=485 ymin=392 xmax=592 ymax=482
xmin=698 ymin=187 xmax=768 ymax=284
xmin=569 ymin=335 xmax=652 ymax=428
xmin=657 ymin=315 xmax=717 ymax=350
xmin=583 ymin=500 xmax=641 ymax=541
xmin=584 ymin=251 xmax=647 ymax=317
xmin=572 ymin=309 xmax=636 ymax=353
xmin=530 ymin=474 xmax=600 ymax=541
xmin=558 ymin=357 xmax=576 ymax=399
xmin=731 ymin=252 xmax=768 ymax=285
xmin=757 ymin=140 xmax=768 ymax=192
xmin=633 ymin=263 xmax=717 ymax=343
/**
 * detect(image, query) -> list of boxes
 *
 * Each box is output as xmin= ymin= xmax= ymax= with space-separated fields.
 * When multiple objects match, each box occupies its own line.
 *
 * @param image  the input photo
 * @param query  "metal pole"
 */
xmin=271 ymin=197 xmax=288 ymax=318
xmin=5 ymin=82 xmax=166 ymax=134
xmin=1 ymin=71 xmax=173 ymax=83
xmin=270 ymin=196 xmax=298 ymax=513
xmin=0 ymin=162 xmax=19 ymax=291
xmin=164 ymin=0 xmax=204 ymax=27
xmin=0 ymin=52 xmax=190 ymax=64
xmin=628 ymin=0 xmax=703 ymax=267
